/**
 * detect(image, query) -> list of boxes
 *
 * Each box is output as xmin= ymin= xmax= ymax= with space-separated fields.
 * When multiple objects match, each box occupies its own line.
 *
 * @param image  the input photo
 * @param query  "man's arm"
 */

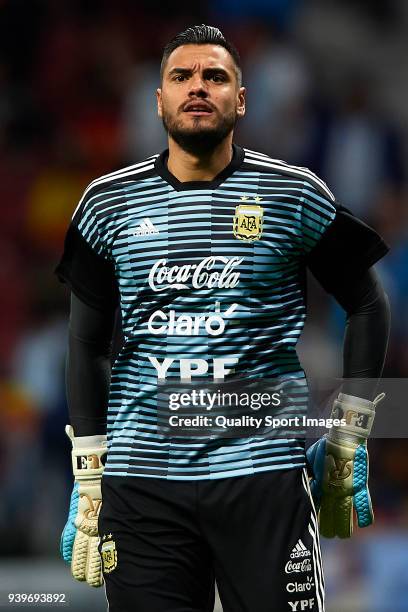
xmin=306 ymin=265 xmax=390 ymax=537
xmin=60 ymin=293 xmax=117 ymax=585
xmin=54 ymin=182 xmax=120 ymax=583
xmin=330 ymin=266 xmax=390 ymax=398
xmin=66 ymin=292 xmax=117 ymax=436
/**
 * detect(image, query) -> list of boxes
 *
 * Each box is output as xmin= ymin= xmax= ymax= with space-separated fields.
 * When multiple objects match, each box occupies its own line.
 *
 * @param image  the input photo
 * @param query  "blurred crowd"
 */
xmin=0 ymin=1 xmax=408 ymax=607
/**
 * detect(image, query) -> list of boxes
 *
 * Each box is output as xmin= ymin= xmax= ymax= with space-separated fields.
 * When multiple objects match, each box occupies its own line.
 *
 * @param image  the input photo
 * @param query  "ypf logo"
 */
xmin=287 ymin=599 xmax=315 ymax=611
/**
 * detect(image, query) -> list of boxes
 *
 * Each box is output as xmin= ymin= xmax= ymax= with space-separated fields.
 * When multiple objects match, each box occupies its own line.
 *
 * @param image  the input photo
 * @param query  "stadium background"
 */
xmin=0 ymin=0 xmax=407 ymax=610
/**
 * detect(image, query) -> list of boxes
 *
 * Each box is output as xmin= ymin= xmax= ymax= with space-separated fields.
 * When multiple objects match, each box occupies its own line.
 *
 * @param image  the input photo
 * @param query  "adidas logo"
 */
xmin=290 ymin=539 xmax=311 ymax=559
xmin=133 ymin=218 xmax=159 ymax=237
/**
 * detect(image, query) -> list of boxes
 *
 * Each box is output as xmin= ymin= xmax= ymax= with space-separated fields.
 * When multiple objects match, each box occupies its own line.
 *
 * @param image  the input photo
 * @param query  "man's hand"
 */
xmin=60 ymin=425 xmax=107 ymax=587
xmin=306 ymin=392 xmax=384 ymax=538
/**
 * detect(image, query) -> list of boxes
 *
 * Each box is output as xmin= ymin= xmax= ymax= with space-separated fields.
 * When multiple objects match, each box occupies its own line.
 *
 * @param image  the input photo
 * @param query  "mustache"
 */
xmin=179 ymin=100 xmax=216 ymax=113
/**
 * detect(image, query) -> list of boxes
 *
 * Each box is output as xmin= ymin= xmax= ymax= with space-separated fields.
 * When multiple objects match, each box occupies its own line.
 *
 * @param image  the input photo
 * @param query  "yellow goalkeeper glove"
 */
xmin=60 ymin=425 xmax=107 ymax=586
xmin=307 ymin=392 xmax=384 ymax=538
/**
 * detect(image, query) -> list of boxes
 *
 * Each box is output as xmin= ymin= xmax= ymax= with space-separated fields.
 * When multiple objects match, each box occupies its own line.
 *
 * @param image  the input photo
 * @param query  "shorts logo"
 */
xmin=233 ymin=197 xmax=263 ymax=242
xmin=285 ymin=559 xmax=312 ymax=574
xmin=101 ymin=535 xmax=117 ymax=573
xmin=290 ymin=539 xmax=311 ymax=559
xmin=285 ymin=539 xmax=313 ymax=574
xmin=287 ymin=599 xmax=315 ymax=610
xmin=286 ymin=576 xmax=315 ymax=593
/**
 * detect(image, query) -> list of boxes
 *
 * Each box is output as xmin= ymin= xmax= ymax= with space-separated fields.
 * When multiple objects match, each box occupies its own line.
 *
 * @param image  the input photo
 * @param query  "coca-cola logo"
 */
xmin=148 ymin=256 xmax=244 ymax=292
xmin=285 ymin=559 xmax=312 ymax=574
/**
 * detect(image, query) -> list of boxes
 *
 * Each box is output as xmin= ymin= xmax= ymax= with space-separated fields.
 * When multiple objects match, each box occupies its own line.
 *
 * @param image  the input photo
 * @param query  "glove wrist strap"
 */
xmin=328 ymin=392 xmax=385 ymax=445
xmin=65 ymin=425 xmax=107 ymax=481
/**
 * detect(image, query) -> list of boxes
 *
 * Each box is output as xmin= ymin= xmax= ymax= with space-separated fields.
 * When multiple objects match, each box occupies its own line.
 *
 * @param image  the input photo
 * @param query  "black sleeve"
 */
xmin=55 ymin=224 xmax=119 ymax=312
xmin=322 ymin=267 xmax=390 ymax=400
xmin=306 ymin=204 xmax=389 ymax=294
xmin=66 ymin=292 xmax=117 ymax=436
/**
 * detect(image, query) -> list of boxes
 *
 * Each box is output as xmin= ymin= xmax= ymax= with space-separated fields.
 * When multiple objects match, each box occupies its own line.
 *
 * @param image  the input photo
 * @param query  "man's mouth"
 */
xmin=183 ymin=102 xmax=213 ymax=116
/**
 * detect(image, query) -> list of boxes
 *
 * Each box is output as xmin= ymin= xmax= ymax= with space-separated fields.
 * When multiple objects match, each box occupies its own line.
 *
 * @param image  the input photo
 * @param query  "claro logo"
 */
xmin=148 ymin=303 xmax=238 ymax=336
xmin=286 ymin=577 xmax=315 ymax=593
xmin=148 ymin=256 xmax=244 ymax=292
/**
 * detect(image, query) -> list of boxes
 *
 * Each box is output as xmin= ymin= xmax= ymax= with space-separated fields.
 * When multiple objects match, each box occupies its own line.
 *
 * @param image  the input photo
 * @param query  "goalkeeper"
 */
xmin=59 ymin=254 xmax=390 ymax=605
xmin=55 ymin=24 xmax=390 ymax=612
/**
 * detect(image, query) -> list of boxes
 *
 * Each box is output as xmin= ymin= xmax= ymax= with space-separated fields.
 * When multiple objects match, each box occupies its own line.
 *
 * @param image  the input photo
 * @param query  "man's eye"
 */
xmin=210 ymin=74 xmax=225 ymax=82
xmin=174 ymin=75 xmax=187 ymax=82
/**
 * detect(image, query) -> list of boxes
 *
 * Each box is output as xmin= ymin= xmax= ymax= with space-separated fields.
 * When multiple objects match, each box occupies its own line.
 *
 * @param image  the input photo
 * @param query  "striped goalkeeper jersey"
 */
xmin=56 ymin=144 xmax=386 ymax=480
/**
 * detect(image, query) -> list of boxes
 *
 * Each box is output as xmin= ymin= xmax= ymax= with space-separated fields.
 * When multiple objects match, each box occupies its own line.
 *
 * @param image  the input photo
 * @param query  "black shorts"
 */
xmin=98 ymin=468 xmax=324 ymax=612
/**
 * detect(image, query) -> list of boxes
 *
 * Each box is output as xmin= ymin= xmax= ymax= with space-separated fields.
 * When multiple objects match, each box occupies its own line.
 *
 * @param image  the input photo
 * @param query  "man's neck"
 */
xmin=166 ymin=136 xmax=233 ymax=183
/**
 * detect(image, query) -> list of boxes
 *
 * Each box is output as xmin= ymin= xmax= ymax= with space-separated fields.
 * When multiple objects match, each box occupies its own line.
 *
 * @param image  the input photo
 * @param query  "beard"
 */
xmin=161 ymin=106 xmax=237 ymax=155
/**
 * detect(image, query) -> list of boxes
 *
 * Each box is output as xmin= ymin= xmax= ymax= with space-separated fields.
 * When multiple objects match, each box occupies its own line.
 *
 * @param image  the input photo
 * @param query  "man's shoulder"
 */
xmin=241 ymin=147 xmax=335 ymax=203
xmin=86 ymin=154 xmax=160 ymax=197
xmin=72 ymin=154 xmax=161 ymax=220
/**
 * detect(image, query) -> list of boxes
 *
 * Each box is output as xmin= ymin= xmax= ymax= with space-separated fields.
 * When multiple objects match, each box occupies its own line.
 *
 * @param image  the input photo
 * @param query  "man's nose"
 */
xmin=188 ymin=74 xmax=208 ymax=96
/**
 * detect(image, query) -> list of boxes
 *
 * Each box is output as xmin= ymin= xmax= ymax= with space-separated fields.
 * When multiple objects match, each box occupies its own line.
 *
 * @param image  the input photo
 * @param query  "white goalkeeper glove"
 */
xmin=60 ymin=425 xmax=107 ymax=587
xmin=307 ymin=392 xmax=385 ymax=538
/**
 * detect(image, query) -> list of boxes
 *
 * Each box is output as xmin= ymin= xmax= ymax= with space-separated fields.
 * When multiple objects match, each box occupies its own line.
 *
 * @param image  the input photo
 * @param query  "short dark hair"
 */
xmin=160 ymin=24 xmax=242 ymax=86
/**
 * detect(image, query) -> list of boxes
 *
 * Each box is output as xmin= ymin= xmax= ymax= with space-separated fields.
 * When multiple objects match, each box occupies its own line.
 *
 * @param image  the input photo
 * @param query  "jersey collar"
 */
xmin=155 ymin=143 xmax=244 ymax=191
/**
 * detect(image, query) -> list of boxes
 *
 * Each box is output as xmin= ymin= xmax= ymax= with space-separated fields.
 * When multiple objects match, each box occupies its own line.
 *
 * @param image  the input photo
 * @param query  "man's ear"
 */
xmin=237 ymin=86 xmax=246 ymax=118
xmin=156 ymin=88 xmax=163 ymax=118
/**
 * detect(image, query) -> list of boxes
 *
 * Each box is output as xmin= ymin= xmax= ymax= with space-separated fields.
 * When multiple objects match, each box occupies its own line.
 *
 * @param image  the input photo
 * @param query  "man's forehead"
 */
xmin=166 ymin=44 xmax=234 ymax=71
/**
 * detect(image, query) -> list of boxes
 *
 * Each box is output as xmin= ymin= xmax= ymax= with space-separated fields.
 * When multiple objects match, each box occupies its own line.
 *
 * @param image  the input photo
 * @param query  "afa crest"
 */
xmin=233 ymin=200 xmax=263 ymax=242
xmin=101 ymin=535 xmax=117 ymax=573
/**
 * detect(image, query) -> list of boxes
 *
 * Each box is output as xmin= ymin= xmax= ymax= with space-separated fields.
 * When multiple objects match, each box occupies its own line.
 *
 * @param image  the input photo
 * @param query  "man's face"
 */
xmin=157 ymin=44 xmax=246 ymax=154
